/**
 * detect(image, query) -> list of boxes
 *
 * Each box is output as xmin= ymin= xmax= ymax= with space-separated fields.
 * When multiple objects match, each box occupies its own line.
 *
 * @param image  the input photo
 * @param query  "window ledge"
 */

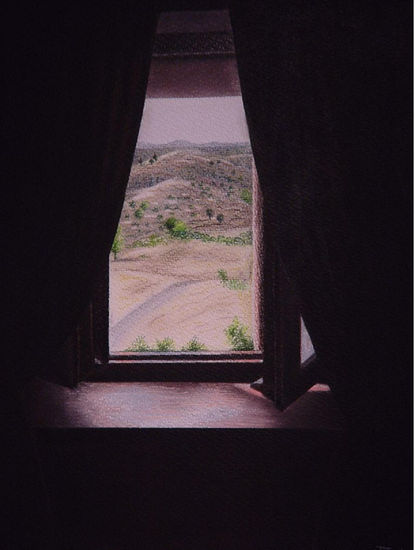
xmin=25 ymin=379 xmax=345 ymax=430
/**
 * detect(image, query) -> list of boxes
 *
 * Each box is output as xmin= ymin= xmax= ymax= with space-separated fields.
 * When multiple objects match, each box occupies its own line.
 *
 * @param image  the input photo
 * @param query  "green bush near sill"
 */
xmin=225 ymin=317 xmax=254 ymax=351
xmin=181 ymin=337 xmax=207 ymax=351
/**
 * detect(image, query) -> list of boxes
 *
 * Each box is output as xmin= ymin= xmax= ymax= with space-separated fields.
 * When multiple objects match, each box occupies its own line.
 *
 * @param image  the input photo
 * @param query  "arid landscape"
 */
xmin=109 ymin=142 xmax=255 ymax=352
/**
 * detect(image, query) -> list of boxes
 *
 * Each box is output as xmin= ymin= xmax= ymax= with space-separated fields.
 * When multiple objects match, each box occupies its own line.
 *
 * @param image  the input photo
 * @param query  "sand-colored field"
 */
xmin=110 ymin=145 xmax=254 ymax=352
xmin=109 ymin=240 xmax=253 ymax=351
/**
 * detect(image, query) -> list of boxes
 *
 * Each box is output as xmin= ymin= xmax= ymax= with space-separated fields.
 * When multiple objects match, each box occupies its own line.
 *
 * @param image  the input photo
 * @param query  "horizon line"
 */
xmin=136 ymin=139 xmax=251 ymax=146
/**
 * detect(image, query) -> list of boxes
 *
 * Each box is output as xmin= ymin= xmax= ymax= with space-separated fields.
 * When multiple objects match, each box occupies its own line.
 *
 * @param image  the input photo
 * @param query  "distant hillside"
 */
xmin=131 ymin=143 xmax=252 ymax=183
xmin=119 ymin=143 xmax=253 ymax=248
xmin=137 ymin=139 xmax=193 ymax=149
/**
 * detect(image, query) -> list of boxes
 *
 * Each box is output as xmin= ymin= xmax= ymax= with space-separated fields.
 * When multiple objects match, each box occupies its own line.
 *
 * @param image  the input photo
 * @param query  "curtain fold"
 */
xmin=230 ymin=2 xmax=411 ymax=547
xmin=5 ymin=3 xmax=157 ymax=547
xmin=9 ymin=3 xmax=158 ymax=385
xmin=230 ymin=0 xmax=411 ymax=429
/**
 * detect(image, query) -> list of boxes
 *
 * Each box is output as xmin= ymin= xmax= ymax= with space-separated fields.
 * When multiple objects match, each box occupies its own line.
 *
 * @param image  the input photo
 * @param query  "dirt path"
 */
xmin=110 ymin=279 xmax=199 ymax=351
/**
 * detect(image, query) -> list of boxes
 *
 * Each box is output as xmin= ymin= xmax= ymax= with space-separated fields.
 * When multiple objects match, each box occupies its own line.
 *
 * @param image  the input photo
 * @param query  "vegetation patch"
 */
xmin=188 ymin=230 xmax=252 ymax=246
xmin=225 ymin=317 xmax=254 ymax=351
xmin=125 ymin=336 xmax=150 ymax=352
xmin=155 ymin=337 xmax=175 ymax=351
xmin=164 ymin=217 xmax=189 ymax=238
xmin=163 ymin=217 xmax=252 ymax=246
xmin=240 ymin=188 xmax=252 ymax=205
xmin=111 ymin=225 xmax=124 ymax=260
xmin=131 ymin=234 xmax=167 ymax=248
xmin=217 ymin=269 xmax=247 ymax=290
xmin=181 ymin=337 xmax=207 ymax=351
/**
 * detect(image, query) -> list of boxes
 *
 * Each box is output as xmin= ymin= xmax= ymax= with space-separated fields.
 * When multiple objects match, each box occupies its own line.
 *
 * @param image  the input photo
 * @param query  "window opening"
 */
xmin=109 ymin=12 xmax=257 ymax=355
xmin=84 ymin=9 xmax=320 ymax=403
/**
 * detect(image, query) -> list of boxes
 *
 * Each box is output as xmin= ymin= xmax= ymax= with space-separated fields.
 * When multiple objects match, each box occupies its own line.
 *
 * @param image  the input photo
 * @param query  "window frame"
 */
xmin=75 ymin=163 xmax=320 ymax=409
xmin=80 ymin=160 xmax=265 ymax=384
xmin=73 ymin=11 xmax=321 ymax=409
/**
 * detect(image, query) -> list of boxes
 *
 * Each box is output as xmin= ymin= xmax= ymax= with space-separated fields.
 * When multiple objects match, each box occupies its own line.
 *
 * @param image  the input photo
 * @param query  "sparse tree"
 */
xmin=216 ymin=213 xmax=224 ymax=224
xmin=206 ymin=208 xmax=213 ymax=219
xmin=111 ymin=225 xmax=124 ymax=260
xmin=153 ymin=152 xmax=158 ymax=161
xmin=138 ymin=157 xmax=143 ymax=165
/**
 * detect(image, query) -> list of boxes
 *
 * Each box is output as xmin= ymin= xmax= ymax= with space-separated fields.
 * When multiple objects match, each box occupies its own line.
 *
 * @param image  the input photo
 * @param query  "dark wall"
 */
xmin=146 ymin=56 xmax=241 ymax=97
xmin=37 ymin=429 xmax=340 ymax=550
xmin=4 ymin=1 xmax=411 ymax=549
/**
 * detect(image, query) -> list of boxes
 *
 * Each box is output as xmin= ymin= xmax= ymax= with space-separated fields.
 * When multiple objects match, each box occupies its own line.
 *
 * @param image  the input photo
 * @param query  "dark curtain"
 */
xmin=7 ymin=3 xmax=157 ymax=384
xmin=230 ymin=1 xmax=411 ymax=547
xmin=5 ymin=3 xmax=157 ymax=547
xmin=230 ymin=0 xmax=411 ymax=427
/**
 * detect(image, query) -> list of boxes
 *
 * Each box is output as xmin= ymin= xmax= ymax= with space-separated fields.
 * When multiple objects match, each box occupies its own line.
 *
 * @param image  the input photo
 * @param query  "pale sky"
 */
xmin=137 ymin=96 xmax=250 ymax=145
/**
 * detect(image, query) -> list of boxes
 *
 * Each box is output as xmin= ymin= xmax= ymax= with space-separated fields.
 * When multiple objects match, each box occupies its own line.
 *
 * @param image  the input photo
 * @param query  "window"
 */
xmin=77 ymin=9 xmax=319 ymax=410
xmin=109 ymin=97 xmax=256 ymax=355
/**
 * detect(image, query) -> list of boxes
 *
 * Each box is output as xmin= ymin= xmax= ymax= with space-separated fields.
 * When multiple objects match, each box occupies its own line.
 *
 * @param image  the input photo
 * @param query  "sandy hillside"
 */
xmin=109 ymin=144 xmax=254 ymax=351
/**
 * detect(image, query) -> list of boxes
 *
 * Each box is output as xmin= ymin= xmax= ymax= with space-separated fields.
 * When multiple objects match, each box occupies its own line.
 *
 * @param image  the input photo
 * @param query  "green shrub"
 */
xmin=225 ymin=279 xmax=247 ymax=290
xmin=240 ymin=188 xmax=252 ymax=205
xmin=225 ymin=318 xmax=254 ymax=351
xmin=171 ymin=220 xmax=188 ymax=238
xmin=156 ymin=338 xmax=175 ymax=351
xmin=111 ymin=225 xmax=124 ymax=260
xmin=125 ymin=336 xmax=150 ymax=352
xmin=129 ymin=200 xmax=136 ymax=208
xmin=218 ymin=269 xmax=247 ymax=290
xmin=134 ymin=208 xmax=144 ymax=219
xmin=218 ymin=269 xmax=228 ymax=282
xmin=164 ymin=217 xmax=188 ymax=238
xmin=140 ymin=201 xmax=149 ymax=211
xmin=164 ymin=217 xmax=177 ymax=231
xmin=181 ymin=337 xmax=207 ymax=351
